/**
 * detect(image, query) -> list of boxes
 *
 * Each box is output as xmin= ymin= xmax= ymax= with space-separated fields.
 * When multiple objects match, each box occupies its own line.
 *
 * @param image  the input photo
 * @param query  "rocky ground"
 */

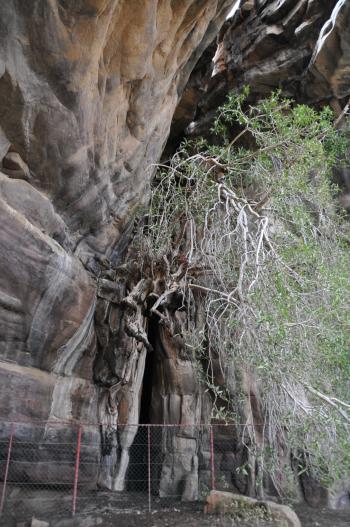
xmin=2 ymin=491 xmax=349 ymax=527
xmin=54 ymin=507 xmax=350 ymax=527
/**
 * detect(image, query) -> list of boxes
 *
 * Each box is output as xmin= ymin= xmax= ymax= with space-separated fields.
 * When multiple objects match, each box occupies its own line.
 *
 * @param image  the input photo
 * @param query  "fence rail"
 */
xmin=0 ymin=420 xmax=245 ymax=524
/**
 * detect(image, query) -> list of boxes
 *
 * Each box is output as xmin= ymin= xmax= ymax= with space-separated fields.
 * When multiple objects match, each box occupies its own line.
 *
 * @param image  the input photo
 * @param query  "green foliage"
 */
xmin=140 ymin=89 xmax=350 ymax=495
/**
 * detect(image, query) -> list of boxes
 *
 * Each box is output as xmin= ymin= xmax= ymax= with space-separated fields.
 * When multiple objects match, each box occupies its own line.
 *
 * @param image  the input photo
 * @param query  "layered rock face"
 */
xmin=0 ymin=0 xmax=232 ymax=494
xmin=169 ymin=0 xmax=350 ymax=239
xmin=215 ymin=0 xmax=350 ymax=101
xmin=171 ymin=0 xmax=350 ymax=141
xmin=0 ymin=0 xmax=349 ymax=507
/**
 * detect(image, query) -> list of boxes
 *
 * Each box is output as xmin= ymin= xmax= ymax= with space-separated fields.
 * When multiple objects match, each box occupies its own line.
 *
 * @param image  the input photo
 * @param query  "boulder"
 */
xmin=31 ymin=518 xmax=50 ymax=527
xmin=204 ymin=490 xmax=301 ymax=527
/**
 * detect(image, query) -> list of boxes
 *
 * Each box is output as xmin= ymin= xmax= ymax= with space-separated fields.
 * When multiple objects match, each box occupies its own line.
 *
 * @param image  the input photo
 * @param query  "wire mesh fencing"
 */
xmin=0 ymin=420 xmax=242 ymax=524
xmin=0 ymin=421 xmax=100 ymax=525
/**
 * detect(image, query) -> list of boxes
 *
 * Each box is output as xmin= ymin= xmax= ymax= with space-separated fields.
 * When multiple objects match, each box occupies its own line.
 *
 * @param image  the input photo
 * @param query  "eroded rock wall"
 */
xmin=1 ymin=0 xmax=349 ymax=506
xmin=0 ymin=0 xmax=233 ymax=491
xmin=171 ymin=0 xmax=350 ymax=141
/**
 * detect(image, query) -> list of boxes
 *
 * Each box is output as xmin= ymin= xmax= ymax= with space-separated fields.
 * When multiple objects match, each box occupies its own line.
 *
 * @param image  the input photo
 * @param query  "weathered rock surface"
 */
xmin=31 ymin=518 xmax=50 ymax=527
xmin=171 ymin=0 xmax=350 ymax=143
xmin=218 ymin=0 xmax=350 ymax=101
xmin=0 ymin=0 xmax=235 ymax=497
xmin=0 ymin=0 xmax=349 ymax=510
xmin=0 ymin=0 xmax=231 ymax=370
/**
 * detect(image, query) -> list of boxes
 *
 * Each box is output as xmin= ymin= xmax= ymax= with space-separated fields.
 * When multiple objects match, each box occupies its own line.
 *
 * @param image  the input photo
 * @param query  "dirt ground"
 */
xmin=53 ymin=503 xmax=350 ymax=527
xmin=1 ymin=490 xmax=349 ymax=527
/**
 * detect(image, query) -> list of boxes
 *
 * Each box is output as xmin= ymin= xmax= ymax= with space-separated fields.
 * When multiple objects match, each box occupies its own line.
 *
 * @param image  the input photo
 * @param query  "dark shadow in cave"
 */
xmin=126 ymin=321 xmax=156 ymax=491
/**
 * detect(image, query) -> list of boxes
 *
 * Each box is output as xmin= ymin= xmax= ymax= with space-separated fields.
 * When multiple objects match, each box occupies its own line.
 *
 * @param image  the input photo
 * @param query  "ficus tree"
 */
xmin=124 ymin=89 xmax=350 ymax=498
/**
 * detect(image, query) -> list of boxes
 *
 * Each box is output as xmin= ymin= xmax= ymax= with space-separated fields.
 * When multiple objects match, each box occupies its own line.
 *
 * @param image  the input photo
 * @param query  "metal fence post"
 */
xmin=72 ymin=425 xmax=82 ymax=517
xmin=210 ymin=425 xmax=215 ymax=491
xmin=0 ymin=423 xmax=14 ymax=516
xmin=147 ymin=426 xmax=151 ymax=513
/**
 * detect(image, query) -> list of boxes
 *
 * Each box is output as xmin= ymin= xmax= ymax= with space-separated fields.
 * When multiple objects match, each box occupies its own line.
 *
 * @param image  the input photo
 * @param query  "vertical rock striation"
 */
xmin=0 ymin=0 xmax=233 ymax=493
xmin=0 ymin=0 xmax=349 ymax=506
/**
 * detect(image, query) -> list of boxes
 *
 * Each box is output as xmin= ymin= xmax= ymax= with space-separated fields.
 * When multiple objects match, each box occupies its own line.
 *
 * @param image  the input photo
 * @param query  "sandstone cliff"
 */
xmin=0 ymin=0 xmax=232 ymax=494
xmin=0 ymin=0 xmax=349 ymax=508
xmin=172 ymin=0 xmax=350 ymax=140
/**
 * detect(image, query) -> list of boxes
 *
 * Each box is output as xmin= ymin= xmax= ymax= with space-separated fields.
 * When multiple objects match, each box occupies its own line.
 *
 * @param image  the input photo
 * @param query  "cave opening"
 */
xmin=139 ymin=349 xmax=155 ymax=426
xmin=126 ymin=318 xmax=157 ymax=491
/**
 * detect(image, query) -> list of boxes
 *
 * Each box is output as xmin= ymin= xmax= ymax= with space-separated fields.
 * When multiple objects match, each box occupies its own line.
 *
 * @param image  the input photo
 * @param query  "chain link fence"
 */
xmin=0 ymin=420 xmax=243 ymax=524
